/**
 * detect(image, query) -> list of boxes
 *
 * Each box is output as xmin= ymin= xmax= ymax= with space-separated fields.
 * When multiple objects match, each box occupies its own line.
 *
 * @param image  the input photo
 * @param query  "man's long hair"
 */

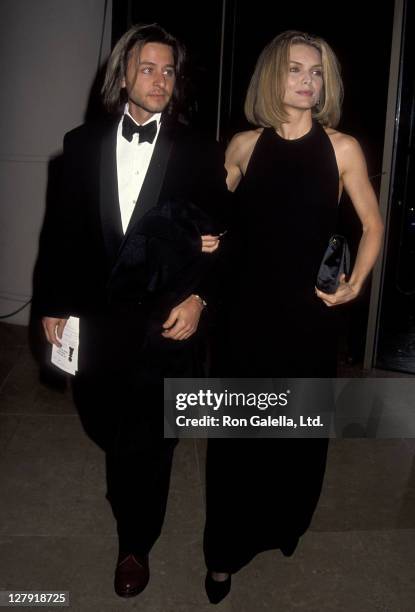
xmin=102 ymin=23 xmax=187 ymax=115
xmin=245 ymin=30 xmax=344 ymax=129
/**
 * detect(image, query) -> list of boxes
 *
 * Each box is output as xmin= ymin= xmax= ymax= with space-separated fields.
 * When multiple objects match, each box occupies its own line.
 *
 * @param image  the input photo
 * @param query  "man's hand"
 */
xmin=162 ymin=295 xmax=204 ymax=340
xmin=315 ymin=275 xmax=360 ymax=307
xmin=42 ymin=317 xmax=68 ymax=347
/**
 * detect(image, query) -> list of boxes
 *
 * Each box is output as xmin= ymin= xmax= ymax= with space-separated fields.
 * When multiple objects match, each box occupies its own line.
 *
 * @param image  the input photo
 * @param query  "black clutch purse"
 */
xmin=316 ymin=234 xmax=350 ymax=294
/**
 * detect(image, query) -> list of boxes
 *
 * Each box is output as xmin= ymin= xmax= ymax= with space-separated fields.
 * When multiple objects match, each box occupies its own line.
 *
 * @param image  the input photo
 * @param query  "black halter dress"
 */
xmin=204 ymin=121 xmax=340 ymax=573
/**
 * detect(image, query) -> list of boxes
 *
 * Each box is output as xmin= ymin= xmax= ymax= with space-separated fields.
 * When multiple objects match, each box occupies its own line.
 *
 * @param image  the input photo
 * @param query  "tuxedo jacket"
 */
xmin=34 ymin=115 xmax=229 ymax=325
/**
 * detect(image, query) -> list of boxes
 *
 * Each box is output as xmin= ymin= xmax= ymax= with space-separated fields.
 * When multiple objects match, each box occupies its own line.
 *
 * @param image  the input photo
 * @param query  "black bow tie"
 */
xmin=122 ymin=115 xmax=158 ymax=144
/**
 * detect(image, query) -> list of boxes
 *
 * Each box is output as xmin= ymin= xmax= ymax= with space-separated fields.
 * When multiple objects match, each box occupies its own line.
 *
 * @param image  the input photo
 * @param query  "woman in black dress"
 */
xmin=202 ymin=31 xmax=384 ymax=604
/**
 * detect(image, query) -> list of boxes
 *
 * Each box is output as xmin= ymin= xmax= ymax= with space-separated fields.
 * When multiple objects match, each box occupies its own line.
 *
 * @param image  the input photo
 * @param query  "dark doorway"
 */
xmin=375 ymin=0 xmax=415 ymax=373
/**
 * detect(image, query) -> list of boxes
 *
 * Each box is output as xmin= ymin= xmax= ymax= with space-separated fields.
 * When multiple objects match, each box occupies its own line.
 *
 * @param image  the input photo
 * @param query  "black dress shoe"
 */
xmin=114 ymin=553 xmax=149 ymax=598
xmin=205 ymin=571 xmax=231 ymax=604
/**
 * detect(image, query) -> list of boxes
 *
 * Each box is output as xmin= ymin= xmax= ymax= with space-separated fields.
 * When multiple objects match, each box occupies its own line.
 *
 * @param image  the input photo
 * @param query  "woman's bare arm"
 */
xmin=316 ymin=133 xmax=384 ymax=306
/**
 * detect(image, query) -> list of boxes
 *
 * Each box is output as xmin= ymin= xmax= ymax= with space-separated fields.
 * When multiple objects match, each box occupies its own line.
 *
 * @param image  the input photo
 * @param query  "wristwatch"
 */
xmin=193 ymin=294 xmax=207 ymax=308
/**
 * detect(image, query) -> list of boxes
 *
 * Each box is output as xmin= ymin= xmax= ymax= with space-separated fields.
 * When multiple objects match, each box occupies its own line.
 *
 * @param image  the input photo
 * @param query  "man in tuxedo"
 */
xmin=35 ymin=23 xmax=227 ymax=598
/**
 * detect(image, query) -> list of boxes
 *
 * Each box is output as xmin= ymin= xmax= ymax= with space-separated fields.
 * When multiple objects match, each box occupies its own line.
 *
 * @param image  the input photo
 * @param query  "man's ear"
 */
xmin=121 ymin=76 xmax=126 ymax=88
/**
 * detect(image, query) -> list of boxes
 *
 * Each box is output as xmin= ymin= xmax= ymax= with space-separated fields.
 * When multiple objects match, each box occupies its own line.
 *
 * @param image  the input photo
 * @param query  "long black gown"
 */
xmin=204 ymin=121 xmax=340 ymax=573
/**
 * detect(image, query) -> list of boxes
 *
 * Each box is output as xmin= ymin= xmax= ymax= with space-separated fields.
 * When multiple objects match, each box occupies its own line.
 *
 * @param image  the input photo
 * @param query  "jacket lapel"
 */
xmin=99 ymin=120 xmax=123 ymax=265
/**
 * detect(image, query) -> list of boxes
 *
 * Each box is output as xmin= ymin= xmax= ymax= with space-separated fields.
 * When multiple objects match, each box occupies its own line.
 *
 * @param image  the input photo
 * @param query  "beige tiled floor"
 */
xmin=0 ymin=322 xmax=414 ymax=611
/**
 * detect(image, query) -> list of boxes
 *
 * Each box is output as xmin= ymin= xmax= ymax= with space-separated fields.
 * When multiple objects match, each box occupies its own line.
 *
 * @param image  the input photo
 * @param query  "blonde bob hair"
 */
xmin=245 ymin=30 xmax=343 ymax=128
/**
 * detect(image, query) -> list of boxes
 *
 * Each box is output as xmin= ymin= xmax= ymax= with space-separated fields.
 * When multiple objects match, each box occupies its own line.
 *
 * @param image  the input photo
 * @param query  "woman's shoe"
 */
xmin=205 ymin=571 xmax=232 ymax=604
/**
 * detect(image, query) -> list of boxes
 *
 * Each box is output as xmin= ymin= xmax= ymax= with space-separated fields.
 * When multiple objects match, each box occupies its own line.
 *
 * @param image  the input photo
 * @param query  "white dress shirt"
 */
xmin=116 ymin=106 xmax=162 ymax=233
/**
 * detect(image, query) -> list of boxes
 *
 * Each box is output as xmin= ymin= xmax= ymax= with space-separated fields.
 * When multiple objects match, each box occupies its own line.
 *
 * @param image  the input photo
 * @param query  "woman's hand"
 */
xmin=201 ymin=234 xmax=220 ymax=253
xmin=315 ymin=274 xmax=360 ymax=307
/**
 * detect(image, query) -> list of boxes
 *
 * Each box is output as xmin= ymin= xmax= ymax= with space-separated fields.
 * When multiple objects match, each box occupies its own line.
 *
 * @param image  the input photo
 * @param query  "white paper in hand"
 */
xmin=51 ymin=316 xmax=79 ymax=375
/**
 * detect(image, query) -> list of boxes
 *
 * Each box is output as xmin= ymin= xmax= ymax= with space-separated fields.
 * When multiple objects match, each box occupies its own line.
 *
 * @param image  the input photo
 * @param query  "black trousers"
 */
xmin=72 ymin=311 xmax=205 ymax=554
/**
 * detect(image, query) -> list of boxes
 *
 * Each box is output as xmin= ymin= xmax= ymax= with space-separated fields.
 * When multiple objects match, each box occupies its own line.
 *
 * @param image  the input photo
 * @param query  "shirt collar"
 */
xmin=124 ymin=103 xmax=161 ymax=127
